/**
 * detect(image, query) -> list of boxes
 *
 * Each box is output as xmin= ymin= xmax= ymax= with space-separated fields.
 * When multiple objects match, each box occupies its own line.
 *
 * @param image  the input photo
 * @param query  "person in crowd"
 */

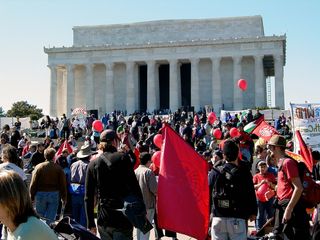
xmin=10 ymin=126 xmax=21 ymax=149
xmin=29 ymin=142 xmax=45 ymax=168
xmin=61 ymin=114 xmax=71 ymax=140
xmin=0 ymin=170 xmax=58 ymax=240
xmin=253 ymin=109 xmax=263 ymax=121
xmin=70 ymin=145 xmax=95 ymax=227
xmin=210 ymin=139 xmax=257 ymax=239
xmin=253 ymin=161 xmax=276 ymax=231
xmin=17 ymin=135 xmax=27 ymax=156
xmin=29 ymin=148 xmax=67 ymax=224
xmin=0 ymin=144 xmax=26 ymax=182
xmin=312 ymin=150 xmax=320 ymax=181
xmin=267 ymin=135 xmax=310 ymax=239
xmin=134 ymin=153 xmax=157 ymax=240
xmin=251 ymin=145 xmax=268 ymax=176
xmin=68 ymin=134 xmax=78 ymax=149
xmin=246 ymin=109 xmax=253 ymax=123
xmin=236 ymin=122 xmax=253 ymax=162
xmin=266 ymin=151 xmax=278 ymax=177
xmin=14 ymin=117 xmax=22 ymax=131
xmin=85 ymin=129 xmax=143 ymax=239
xmin=0 ymin=124 xmax=10 ymax=144
xmin=22 ymin=143 xmax=37 ymax=161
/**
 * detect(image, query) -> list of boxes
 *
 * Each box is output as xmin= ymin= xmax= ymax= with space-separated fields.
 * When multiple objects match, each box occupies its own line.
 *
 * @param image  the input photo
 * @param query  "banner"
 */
xmin=290 ymin=103 xmax=320 ymax=151
xmin=157 ymin=125 xmax=209 ymax=240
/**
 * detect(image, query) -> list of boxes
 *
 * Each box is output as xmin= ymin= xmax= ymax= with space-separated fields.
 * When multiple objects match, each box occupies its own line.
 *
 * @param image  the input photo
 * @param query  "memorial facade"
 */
xmin=44 ymin=15 xmax=286 ymax=117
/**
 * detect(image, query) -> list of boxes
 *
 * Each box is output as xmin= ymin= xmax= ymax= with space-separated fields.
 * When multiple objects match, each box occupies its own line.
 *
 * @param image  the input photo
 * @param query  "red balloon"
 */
xmin=152 ymin=151 xmax=161 ymax=168
xmin=153 ymin=134 xmax=163 ymax=149
xmin=212 ymin=128 xmax=222 ymax=140
xmin=92 ymin=120 xmax=103 ymax=132
xmin=238 ymin=79 xmax=247 ymax=91
xmin=208 ymin=112 xmax=217 ymax=124
xmin=256 ymin=183 xmax=269 ymax=202
xmin=230 ymin=127 xmax=240 ymax=138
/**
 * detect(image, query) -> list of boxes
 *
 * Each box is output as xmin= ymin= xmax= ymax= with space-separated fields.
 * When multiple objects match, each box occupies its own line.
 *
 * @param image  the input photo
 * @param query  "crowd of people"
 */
xmin=0 ymin=108 xmax=319 ymax=240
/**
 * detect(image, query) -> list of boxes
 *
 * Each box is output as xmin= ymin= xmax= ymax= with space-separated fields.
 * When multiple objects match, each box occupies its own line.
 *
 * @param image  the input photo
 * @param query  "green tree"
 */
xmin=0 ymin=107 xmax=5 ymax=117
xmin=6 ymin=101 xmax=43 ymax=120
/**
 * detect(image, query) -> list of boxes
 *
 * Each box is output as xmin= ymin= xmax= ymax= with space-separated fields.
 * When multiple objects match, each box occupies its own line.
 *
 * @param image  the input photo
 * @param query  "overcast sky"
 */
xmin=0 ymin=0 xmax=319 ymax=115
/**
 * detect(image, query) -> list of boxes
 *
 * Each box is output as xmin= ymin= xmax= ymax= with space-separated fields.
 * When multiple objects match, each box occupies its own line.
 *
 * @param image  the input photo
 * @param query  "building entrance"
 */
xmin=180 ymin=63 xmax=191 ymax=107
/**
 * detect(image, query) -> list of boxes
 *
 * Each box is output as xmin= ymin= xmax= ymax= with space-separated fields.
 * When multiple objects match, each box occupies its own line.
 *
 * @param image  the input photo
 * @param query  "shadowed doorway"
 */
xmin=180 ymin=63 xmax=191 ymax=108
xmin=159 ymin=64 xmax=169 ymax=110
xmin=139 ymin=65 xmax=147 ymax=112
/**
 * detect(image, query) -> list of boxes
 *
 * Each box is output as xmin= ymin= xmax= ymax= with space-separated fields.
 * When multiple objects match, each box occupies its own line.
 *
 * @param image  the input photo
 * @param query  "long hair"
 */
xmin=1 ymin=144 xmax=23 ymax=169
xmin=0 ymin=170 xmax=37 ymax=227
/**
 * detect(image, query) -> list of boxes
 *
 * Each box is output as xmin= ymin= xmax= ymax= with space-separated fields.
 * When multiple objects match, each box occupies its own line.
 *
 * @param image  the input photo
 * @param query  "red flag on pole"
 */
xmin=157 ymin=125 xmax=209 ymax=240
xmin=55 ymin=140 xmax=73 ymax=161
xmin=252 ymin=120 xmax=279 ymax=141
xmin=295 ymin=130 xmax=314 ymax=172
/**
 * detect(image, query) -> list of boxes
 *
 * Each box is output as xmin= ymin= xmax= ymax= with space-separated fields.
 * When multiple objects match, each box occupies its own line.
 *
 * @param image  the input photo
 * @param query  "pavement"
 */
xmin=131 ymin=220 xmax=257 ymax=240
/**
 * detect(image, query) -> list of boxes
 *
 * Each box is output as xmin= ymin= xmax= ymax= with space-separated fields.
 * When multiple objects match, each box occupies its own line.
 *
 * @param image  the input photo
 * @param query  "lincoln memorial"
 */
xmin=44 ymin=15 xmax=286 ymax=117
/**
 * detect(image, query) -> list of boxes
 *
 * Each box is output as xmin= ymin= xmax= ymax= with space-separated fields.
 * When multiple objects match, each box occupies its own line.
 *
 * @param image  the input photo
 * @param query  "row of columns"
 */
xmin=49 ymin=55 xmax=284 ymax=117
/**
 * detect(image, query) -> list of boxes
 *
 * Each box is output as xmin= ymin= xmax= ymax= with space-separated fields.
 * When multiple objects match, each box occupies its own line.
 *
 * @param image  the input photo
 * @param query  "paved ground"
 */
xmin=132 ymin=220 xmax=256 ymax=240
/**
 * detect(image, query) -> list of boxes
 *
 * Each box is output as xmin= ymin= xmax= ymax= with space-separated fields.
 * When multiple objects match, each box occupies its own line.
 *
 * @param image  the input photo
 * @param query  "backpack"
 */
xmin=280 ymin=157 xmax=320 ymax=208
xmin=98 ymin=153 xmax=153 ymax=234
xmin=212 ymin=163 xmax=239 ymax=215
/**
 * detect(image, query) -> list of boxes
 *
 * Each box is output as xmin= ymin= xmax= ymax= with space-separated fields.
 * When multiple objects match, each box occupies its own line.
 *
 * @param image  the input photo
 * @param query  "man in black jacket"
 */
xmin=210 ymin=140 xmax=257 ymax=240
xmin=85 ymin=129 xmax=143 ymax=240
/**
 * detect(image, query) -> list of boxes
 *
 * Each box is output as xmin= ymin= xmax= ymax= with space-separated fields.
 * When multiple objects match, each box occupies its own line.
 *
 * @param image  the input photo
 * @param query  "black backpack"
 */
xmin=98 ymin=153 xmax=153 ymax=234
xmin=212 ymin=163 xmax=239 ymax=215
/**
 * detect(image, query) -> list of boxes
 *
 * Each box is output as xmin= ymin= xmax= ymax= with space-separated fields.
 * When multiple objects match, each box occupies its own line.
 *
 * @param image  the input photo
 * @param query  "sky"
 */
xmin=0 ymin=0 xmax=319 ymax=115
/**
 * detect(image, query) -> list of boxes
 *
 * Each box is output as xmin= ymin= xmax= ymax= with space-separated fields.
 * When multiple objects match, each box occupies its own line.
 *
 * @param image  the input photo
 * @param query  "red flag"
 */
xmin=157 ymin=125 xmax=209 ymax=240
xmin=295 ymin=130 xmax=314 ymax=172
xmin=55 ymin=140 xmax=73 ymax=161
xmin=252 ymin=120 xmax=279 ymax=141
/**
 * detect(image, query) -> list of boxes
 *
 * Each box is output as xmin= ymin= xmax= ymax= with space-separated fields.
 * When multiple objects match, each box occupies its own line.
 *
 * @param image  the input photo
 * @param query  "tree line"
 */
xmin=0 ymin=101 xmax=43 ymax=120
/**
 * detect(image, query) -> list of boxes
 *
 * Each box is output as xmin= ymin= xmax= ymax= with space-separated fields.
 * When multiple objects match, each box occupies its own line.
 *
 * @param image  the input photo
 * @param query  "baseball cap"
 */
xmin=100 ymin=129 xmax=117 ymax=142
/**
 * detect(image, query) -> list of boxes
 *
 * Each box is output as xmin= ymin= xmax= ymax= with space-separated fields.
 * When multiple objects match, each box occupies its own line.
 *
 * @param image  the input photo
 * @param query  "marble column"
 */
xmin=191 ymin=58 xmax=200 ymax=111
xmin=86 ymin=64 xmax=95 ymax=111
xmin=105 ymin=62 xmax=114 ymax=113
xmin=169 ymin=59 xmax=179 ymax=112
xmin=48 ymin=65 xmax=57 ymax=117
xmin=66 ymin=64 xmax=75 ymax=117
xmin=147 ymin=60 xmax=156 ymax=113
xmin=274 ymin=55 xmax=285 ymax=109
xmin=126 ymin=61 xmax=135 ymax=114
xmin=233 ymin=56 xmax=243 ymax=110
xmin=57 ymin=68 xmax=64 ymax=117
xmin=211 ymin=57 xmax=222 ymax=112
xmin=254 ymin=55 xmax=266 ymax=108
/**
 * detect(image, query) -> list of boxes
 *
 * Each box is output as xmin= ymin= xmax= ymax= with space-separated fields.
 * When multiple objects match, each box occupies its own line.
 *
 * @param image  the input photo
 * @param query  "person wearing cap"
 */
xmin=253 ymin=161 xmax=276 ymax=231
xmin=134 ymin=153 xmax=157 ymax=240
xmin=267 ymin=135 xmax=310 ymax=239
xmin=69 ymin=145 xmax=95 ymax=227
xmin=85 ymin=129 xmax=143 ymax=239
xmin=210 ymin=139 xmax=257 ymax=240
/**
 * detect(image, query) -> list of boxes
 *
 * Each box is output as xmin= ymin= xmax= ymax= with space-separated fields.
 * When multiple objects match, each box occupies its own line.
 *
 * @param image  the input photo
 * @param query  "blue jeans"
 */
xmin=71 ymin=194 xmax=86 ymax=227
xmin=256 ymin=198 xmax=274 ymax=230
xmin=35 ymin=191 xmax=59 ymax=224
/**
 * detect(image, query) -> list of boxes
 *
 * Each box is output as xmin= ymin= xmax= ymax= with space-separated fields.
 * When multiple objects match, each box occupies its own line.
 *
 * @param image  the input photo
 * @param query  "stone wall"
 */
xmin=73 ymin=16 xmax=264 ymax=47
